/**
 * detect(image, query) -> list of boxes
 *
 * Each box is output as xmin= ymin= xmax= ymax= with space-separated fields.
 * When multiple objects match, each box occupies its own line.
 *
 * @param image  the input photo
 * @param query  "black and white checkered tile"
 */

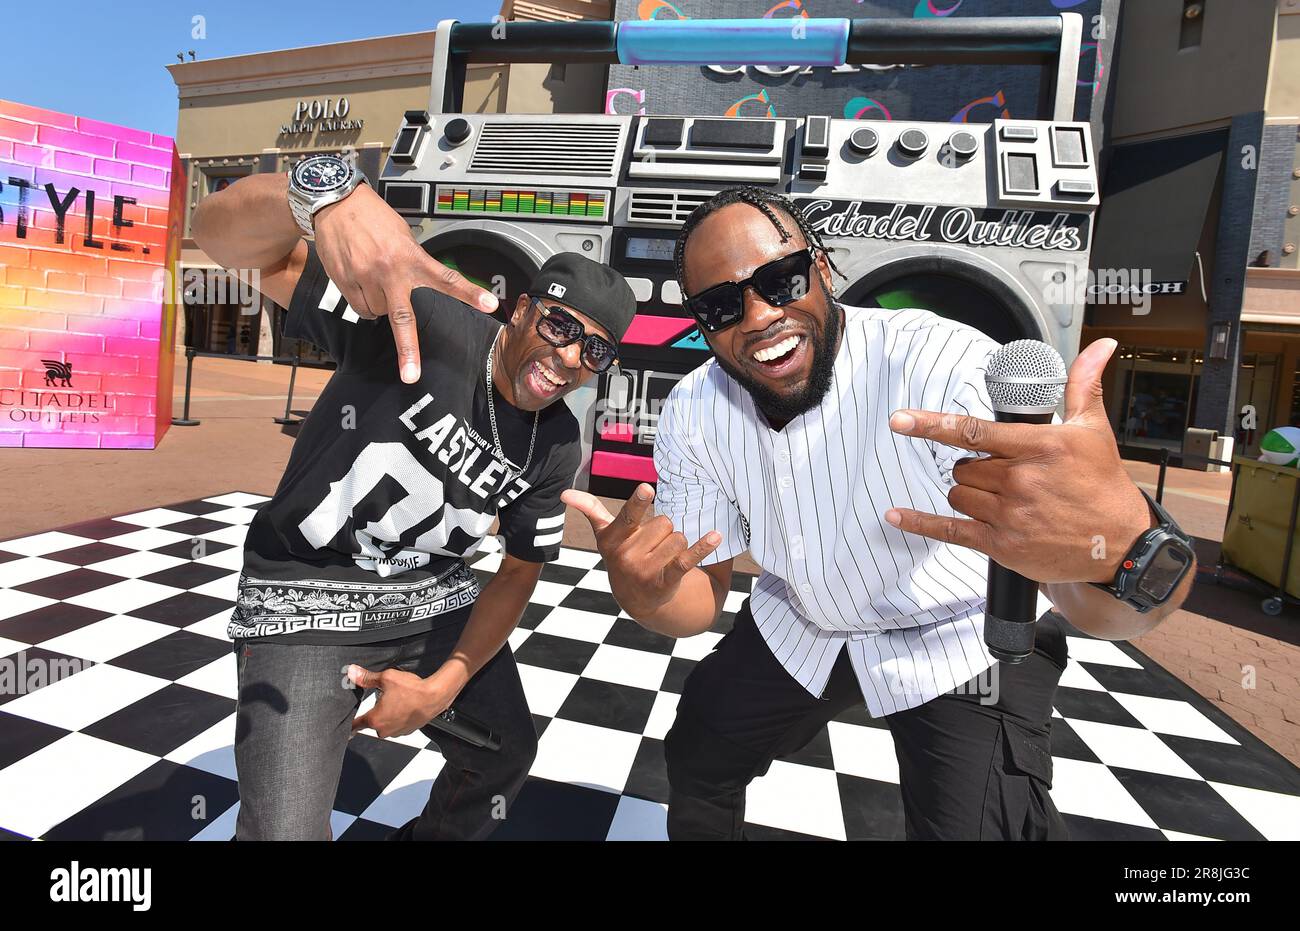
xmin=0 ymin=492 xmax=1298 ymax=841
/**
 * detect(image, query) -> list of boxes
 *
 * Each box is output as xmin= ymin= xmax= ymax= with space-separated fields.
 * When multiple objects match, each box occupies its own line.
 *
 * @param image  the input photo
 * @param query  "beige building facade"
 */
xmin=166 ymin=0 xmax=609 ymax=364
xmin=1085 ymin=0 xmax=1300 ymax=461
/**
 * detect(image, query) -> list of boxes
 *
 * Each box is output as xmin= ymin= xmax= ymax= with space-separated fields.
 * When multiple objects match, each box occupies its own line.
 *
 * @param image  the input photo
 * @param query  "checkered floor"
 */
xmin=1 ymin=492 xmax=1298 ymax=841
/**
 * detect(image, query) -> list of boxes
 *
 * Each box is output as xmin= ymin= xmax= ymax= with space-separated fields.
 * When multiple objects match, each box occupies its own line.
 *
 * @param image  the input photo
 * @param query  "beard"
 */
xmin=713 ymin=287 xmax=843 ymax=426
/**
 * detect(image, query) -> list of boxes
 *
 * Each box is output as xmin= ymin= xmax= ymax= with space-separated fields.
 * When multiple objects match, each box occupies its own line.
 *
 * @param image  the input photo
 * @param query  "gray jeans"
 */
xmin=233 ymin=612 xmax=537 ymax=840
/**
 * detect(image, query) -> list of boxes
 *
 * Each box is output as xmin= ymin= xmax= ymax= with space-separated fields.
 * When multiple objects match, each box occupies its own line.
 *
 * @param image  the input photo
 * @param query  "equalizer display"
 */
xmin=434 ymin=186 xmax=608 ymax=222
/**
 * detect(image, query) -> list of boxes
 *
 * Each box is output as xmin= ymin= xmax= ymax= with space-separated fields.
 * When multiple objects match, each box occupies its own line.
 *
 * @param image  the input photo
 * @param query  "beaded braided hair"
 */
xmin=672 ymin=186 xmax=847 ymax=300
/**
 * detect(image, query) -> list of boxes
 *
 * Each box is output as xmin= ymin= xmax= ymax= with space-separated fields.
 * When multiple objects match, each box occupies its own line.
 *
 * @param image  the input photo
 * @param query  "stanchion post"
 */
xmin=274 ymin=346 xmax=304 ymax=426
xmin=172 ymin=346 xmax=201 ymax=426
xmin=1277 ymin=477 xmax=1300 ymax=604
xmin=1155 ymin=446 xmax=1169 ymax=504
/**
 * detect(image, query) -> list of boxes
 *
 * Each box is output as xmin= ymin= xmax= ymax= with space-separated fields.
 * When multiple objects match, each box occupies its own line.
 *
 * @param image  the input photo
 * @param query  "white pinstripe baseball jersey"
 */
xmin=653 ymin=304 xmax=1054 ymax=717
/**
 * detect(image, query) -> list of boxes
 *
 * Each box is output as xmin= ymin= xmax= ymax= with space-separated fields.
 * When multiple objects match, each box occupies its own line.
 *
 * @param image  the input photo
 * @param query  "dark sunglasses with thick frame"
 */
xmin=683 ymin=247 xmax=819 ymax=334
xmin=529 ymin=297 xmax=620 ymax=374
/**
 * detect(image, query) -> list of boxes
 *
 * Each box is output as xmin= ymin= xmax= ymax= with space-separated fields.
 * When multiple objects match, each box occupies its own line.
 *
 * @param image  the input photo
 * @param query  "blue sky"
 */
xmin=2 ymin=0 xmax=503 ymax=138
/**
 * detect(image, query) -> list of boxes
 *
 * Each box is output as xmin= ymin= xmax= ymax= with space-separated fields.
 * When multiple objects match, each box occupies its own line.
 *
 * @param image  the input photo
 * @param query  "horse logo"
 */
xmin=42 ymin=359 xmax=73 ymax=388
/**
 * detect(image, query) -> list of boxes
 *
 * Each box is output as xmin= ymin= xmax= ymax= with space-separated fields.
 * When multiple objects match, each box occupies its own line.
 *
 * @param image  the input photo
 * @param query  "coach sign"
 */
xmin=0 ymin=99 xmax=182 ymax=449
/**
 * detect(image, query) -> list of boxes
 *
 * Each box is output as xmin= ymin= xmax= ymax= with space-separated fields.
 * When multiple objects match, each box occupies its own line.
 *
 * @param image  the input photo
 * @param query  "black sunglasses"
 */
xmin=530 ymin=298 xmax=620 ymax=374
xmin=683 ymin=248 xmax=817 ymax=334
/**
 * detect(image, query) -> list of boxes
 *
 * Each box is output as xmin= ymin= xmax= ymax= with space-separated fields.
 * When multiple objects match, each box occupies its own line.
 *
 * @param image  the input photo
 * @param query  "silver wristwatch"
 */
xmin=287 ymin=154 xmax=366 ymax=239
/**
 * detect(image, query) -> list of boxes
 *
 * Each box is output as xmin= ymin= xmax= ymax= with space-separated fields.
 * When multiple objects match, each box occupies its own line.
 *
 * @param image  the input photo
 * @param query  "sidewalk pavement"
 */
xmin=2 ymin=354 xmax=1297 ymax=766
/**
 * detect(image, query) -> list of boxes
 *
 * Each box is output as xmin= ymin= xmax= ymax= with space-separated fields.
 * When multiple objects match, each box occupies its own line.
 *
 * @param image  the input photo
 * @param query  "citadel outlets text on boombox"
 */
xmin=376 ymin=15 xmax=1100 ymax=496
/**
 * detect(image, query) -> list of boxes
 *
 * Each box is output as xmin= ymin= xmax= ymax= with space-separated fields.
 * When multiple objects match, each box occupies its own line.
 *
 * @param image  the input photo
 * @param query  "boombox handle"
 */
xmin=428 ymin=14 xmax=1083 ymax=122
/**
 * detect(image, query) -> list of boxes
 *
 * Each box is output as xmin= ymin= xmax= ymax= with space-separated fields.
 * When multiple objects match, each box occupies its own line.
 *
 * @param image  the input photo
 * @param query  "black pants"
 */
xmin=664 ymin=602 xmax=1070 ymax=840
xmin=234 ymin=612 xmax=537 ymax=841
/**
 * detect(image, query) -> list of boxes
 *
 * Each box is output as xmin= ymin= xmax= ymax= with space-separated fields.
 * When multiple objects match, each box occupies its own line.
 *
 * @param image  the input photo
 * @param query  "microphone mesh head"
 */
xmin=985 ymin=340 xmax=1067 ymax=413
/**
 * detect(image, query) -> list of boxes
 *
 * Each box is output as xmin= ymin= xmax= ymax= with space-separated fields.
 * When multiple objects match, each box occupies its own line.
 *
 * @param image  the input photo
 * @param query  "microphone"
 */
xmin=421 ymin=706 xmax=502 ymax=752
xmin=982 ymin=339 xmax=1068 ymax=664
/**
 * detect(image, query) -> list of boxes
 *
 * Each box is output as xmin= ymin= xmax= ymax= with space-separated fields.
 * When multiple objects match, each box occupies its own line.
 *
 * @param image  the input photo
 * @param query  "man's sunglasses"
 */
xmin=531 ymin=298 xmax=619 ymax=374
xmin=683 ymin=248 xmax=817 ymax=334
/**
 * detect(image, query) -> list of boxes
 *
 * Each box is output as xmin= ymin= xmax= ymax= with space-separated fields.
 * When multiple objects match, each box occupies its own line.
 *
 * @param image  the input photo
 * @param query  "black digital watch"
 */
xmin=1092 ymin=489 xmax=1195 ymax=613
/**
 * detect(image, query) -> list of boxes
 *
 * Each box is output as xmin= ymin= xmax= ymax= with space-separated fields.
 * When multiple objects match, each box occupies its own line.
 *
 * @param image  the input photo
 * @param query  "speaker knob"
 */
xmin=443 ymin=118 xmax=472 ymax=146
xmin=848 ymin=126 xmax=879 ymax=156
xmin=948 ymin=131 xmax=979 ymax=159
xmin=896 ymin=128 xmax=928 ymax=159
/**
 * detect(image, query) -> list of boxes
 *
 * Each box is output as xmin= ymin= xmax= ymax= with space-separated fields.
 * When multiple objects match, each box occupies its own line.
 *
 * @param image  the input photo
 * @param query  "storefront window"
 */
xmin=1112 ymin=346 xmax=1201 ymax=453
xmin=204 ymin=169 xmax=249 ymax=196
xmin=1109 ymin=345 xmax=1284 ymax=457
xmin=1235 ymin=352 xmax=1279 ymax=456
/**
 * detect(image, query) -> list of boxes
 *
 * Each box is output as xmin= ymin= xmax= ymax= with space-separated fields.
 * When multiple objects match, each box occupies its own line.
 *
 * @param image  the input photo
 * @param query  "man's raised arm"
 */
xmin=190 ymin=171 xmax=499 ymax=383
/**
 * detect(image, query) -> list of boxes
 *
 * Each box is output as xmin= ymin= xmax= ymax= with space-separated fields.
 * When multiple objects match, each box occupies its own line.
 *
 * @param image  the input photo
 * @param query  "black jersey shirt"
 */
xmin=228 ymin=243 xmax=580 ymax=644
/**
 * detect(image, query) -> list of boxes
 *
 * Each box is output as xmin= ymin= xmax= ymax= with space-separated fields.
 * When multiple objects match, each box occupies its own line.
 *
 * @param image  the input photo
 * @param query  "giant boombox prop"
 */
xmin=379 ymin=15 xmax=1099 ymax=497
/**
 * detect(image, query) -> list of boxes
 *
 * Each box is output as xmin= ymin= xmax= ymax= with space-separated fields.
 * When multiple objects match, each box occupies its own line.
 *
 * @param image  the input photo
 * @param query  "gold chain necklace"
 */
xmin=485 ymin=328 xmax=538 ymax=477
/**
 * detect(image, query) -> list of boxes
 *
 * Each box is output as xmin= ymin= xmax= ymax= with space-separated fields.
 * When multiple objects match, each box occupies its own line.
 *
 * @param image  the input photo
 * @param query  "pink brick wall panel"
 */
xmin=0 ymin=117 xmax=38 ymax=144
xmin=130 ymin=164 xmax=167 ymax=187
xmin=14 ymin=142 xmax=54 ymax=168
xmin=35 ymin=125 xmax=116 ymax=158
xmin=0 ymin=101 xmax=76 ymax=128
xmin=106 ymin=259 xmax=162 ymax=283
xmin=0 ymin=244 xmax=31 ymax=268
xmin=27 ymin=330 xmax=105 ymax=355
xmin=100 ymin=373 xmax=157 ymax=396
xmin=25 ymin=289 xmax=103 ymax=315
xmin=111 ymin=394 xmax=155 ymax=416
xmin=23 ymin=431 xmax=102 ymax=449
xmin=104 ymin=335 xmax=159 ymax=358
xmin=77 ymin=117 xmax=152 ymax=147
xmin=65 ymin=313 xmax=140 ymax=339
xmin=86 ymin=414 xmax=141 ymax=435
xmin=8 ymin=224 xmax=63 ymax=253
xmin=46 ymin=272 xmax=85 ymax=293
xmin=53 ymin=151 xmax=93 ymax=175
xmin=2 ymin=101 xmax=179 ymax=450
xmin=85 ymin=276 xmax=123 ymax=297
xmin=3 ymin=163 xmax=34 ymax=183
xmin=121 ymin=280 xmax=162 ymax=302
xmin=91 ymin=158 xmax=131 ymax=181
xmin=0 ymin=309 xmax=66 ymax=332
xmin=100 ymin=296 xmax=158 ymax=318
xmin=94 ymin=354 xmax=141 ymax=376
xmin=100 ymin=432 xmax=153 ymax=449
xmin=109 ymin=181 xmax=168 ymax=210
xmin=113 ymin=141 xmax=173 ymax=169
xmin=38 ymin=251 xmax=108 ymax=277
xmin=2 ymin=348 xmax=66 ymax=373
xmin=4 ymin=267 xmax=46 ymax=289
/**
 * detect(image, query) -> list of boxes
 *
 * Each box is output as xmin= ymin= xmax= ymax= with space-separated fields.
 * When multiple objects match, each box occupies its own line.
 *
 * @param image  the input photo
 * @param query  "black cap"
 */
xmin=529 ymin=252 xmax=636 ymax=344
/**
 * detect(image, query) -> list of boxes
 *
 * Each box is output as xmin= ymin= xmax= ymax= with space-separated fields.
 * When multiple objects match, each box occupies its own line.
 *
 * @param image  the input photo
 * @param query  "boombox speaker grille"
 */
xmin=470 ymin=122 xmax=622 ymax=177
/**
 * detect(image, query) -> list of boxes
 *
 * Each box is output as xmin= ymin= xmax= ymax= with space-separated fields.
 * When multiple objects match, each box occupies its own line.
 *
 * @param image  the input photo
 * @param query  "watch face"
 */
xmin=294 ymin=156 xmax=352 ymax=194
xmin=1136 ymin=541 xmax=1191 ymax=602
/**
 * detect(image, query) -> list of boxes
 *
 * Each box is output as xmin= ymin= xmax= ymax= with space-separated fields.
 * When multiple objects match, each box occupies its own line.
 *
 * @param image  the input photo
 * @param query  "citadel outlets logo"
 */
xmin=0 ymin=358 xmax=116 ymax=426
xmin=797 ymin=198 xmax=1088 ymax=252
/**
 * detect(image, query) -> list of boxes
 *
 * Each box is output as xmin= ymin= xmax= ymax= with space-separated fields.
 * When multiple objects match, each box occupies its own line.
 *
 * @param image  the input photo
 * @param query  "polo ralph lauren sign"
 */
xmin=795 ymin=199 xmax=1089 ymax=252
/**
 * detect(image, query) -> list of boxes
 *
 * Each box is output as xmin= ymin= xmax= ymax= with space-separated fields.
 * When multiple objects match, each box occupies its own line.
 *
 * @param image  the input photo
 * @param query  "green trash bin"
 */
xmin=1222 ymin=455 xmax=1300 ymax=602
